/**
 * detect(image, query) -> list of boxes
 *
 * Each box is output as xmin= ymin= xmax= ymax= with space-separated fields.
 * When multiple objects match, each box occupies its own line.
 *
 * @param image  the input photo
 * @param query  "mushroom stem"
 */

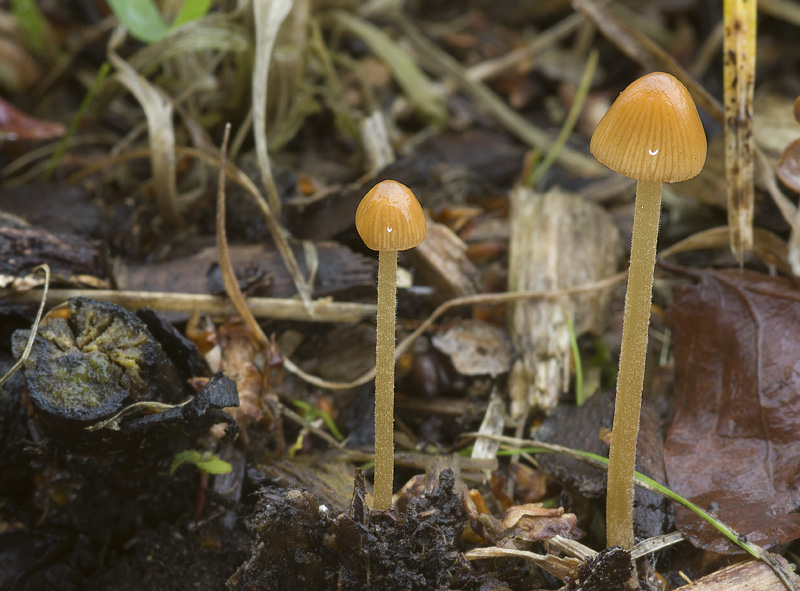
xmin=374 ymin=248 xmax=397 ymax=510
xmin=606 ymin=179 xmax=662 ymax=549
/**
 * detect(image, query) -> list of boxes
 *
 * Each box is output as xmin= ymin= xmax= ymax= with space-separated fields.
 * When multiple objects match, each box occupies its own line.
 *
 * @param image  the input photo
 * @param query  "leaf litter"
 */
xmin=3 ymin=1 xmax=800 ymax=590
xmin=665 ymin=268 xmax=800 ymax=553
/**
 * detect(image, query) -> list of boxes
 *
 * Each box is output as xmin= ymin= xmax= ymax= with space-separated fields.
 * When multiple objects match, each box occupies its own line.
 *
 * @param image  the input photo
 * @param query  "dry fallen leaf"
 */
xmin=777 ymin=138 xmax=800 ymax=193
xmin=431 ymin=319 xmax=511 ymax=378
xmin=0 ymin=97 xmax=65 ymax=140
xmin=665 ymin=269 xmax=800 ymax=552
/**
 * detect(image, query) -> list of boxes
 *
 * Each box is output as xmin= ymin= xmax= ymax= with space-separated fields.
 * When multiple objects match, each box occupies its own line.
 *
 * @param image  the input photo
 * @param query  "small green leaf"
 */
xmin=171 ymin=450 xmax=232 ymax=475
xmin=195 ymin=456 xmax=233 ymax=475
xmin=292 ymin=399 xmax=344 ymax=442
xmin=173 ymin=0 xmax=214 ymax=28
xmin=108 ymin=0 xmax=170 ymax=44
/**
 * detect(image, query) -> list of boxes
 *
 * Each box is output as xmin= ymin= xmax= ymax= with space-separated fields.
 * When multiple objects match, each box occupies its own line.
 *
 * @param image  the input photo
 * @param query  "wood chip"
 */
xmin=410 ymin=219 xmax=480 ymax=301
xmin=674 ymin=556 xmax=800 ymax=591
xmin=507 ymin=186 xmax=622 ymax=416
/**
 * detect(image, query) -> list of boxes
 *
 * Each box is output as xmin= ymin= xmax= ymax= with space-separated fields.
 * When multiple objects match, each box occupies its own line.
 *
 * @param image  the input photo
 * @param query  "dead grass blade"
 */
xmin=329 ymin=10 xmax=447 ymax=123
xmin=216 ymin=123 xmax=270 ymax=349
xmin=466 ymin=12 xmax=585 ymax=82
xmin=659 ymin=226 xmax=791 ymax=275
xmin=465 ymin=546 xmax=580 ymax=581
xmin=756 ymin=148 xmax=800 ymax=276
xmin=463 ymin=433 xmax=798 ymax=591
xmin=0 ymin=265 xmax=49 ymax=387
xmin=127 ymin=15 xmax=250 ymax=77
xmin=107 ymin=26 xmax=182 ymax=226
xmin=759 ymin=0 xmax=800 ymax=27
xmin=252 ymin=0 xmax=293 ymax=216
xmin=393 ymin=12 xmax=604 ymax=177
xmin=67 ymin=144 xmax=315 ymax=308
xmin=573 ymin=0 xmax=723 ymax=122
xmin=214 ymin=124 xmax=328 ymax=382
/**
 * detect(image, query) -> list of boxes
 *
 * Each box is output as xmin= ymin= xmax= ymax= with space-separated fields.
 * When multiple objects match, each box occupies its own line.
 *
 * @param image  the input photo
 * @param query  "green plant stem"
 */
xmin=606 ymin=179 xmax=662 ymax=549
xmin=374 ymin=249 xmax=397 ymax=510
xmin=526 ymin=48 xmax=599 ymax=187
xmin=565 ymin=314 xmax=585 ymax=406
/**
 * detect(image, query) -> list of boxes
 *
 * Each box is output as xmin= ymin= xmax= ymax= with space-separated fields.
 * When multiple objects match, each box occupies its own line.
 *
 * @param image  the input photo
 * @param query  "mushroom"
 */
xmin=590 ymin=72 xmax=706 ymax=549
xmin=356 ymin=180 xmax=427 ymax=510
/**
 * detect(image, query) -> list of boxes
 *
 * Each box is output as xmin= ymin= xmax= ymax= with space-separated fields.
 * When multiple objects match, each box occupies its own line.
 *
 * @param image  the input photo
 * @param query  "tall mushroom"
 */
xmin=590 ymin=72 xmax=706 ymax=549
xmin=356 ymin=180 xmax=426 ymax=510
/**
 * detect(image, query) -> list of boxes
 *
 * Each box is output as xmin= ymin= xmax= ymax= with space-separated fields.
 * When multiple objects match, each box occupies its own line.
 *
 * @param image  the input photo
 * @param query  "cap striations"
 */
xmin=590 ymin=72 xmax=707 ymax=183
xmin=356 ymin=180 xmax=427 ymax=251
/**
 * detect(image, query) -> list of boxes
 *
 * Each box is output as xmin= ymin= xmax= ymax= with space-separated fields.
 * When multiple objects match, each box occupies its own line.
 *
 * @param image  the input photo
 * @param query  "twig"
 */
xmin=282 ymin=270 xmax=628 ymax=390
xmin=393 ymin=12 xmax=604 ymax=177
xmin=68 ymin=144 xmax=315 ymax=311
xmin=0 ymin=265 xmax=50 ymax=387
xmin=466 ymin=12 xmax=586 ymax=82
xmin=461 ymin=432 xmax=799 ymax=591
xmin=0 ymin=289 xmax=375 ymax=323
xmin=279 ymin=402 xmax=345 ymax=450
xmin=573 ymin=0 xmax=723 ymax=122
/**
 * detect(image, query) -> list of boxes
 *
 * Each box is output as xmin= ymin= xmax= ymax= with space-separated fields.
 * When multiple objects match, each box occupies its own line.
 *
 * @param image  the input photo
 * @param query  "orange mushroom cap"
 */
xmin=355 ymin=180 xmax=427 ymax=251
xmin=590 ymin=72 xmax=707 ymax=183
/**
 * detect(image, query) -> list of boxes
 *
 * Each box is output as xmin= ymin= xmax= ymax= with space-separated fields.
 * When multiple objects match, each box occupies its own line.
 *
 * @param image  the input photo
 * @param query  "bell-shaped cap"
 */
xmin=590 ymin=72 xmax=707 ymax=183
xmin=356 ymin=180 xmax=427 ymax=251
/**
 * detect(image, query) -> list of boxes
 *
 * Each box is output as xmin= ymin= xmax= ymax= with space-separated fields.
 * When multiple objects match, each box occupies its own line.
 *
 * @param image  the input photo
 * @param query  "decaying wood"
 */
xmin=507 ymin=186 xmax=622 ymax=416
xmin=0 ymin=226 xmax=107 ymax=281
xmin=674 ymin=556 xmax=800 ymax=591
xmin=410 ymin=219 xmax=480 ymax=301
xmin=124 ymin=242 xmax=375 ymax=299
xmin=470 ymin=386 xmax=505 ymax=462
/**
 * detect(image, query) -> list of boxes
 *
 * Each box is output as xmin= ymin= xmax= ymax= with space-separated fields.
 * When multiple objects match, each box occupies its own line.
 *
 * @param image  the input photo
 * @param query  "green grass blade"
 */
xmin=292 ymin=399 xmax=345 ymax=442
xmin=564 ymin=314 xmax=585 ymax=406
xmin=44 ymin=62 xmax=111 ymax=180
xmin=526 ymin=49 xmax=599 ymax=187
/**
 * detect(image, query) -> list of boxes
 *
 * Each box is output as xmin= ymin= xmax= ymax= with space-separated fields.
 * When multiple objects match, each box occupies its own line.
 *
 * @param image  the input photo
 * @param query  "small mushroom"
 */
xmin=356 ymin=180 xmax=426 ymax=510
xmin=590 ymin=72 xmax=706 ymax=549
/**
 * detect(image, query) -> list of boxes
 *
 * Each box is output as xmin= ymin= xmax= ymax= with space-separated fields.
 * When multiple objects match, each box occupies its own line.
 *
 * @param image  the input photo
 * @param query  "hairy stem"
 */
xmin=373 ymin=249 xmax=397 ymax=510
xmin=606 ymin=180 xmax=662 ymax=549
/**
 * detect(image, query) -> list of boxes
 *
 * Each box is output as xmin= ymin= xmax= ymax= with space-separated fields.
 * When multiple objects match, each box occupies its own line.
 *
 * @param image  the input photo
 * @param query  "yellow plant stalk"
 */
xmin=723 ymin=0 xmax=757 ymax=263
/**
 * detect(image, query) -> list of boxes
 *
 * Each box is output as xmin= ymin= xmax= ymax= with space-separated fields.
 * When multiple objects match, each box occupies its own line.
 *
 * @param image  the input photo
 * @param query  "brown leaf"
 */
xmin=431 ymin=319 xmax=511 ymax=378
xmin=0 ymin=97 xmax=65 ymax=140
xmin=777 ymin=138 xmax=800 ymax=194
xmin=502 ymin=504 xmax=577 ymax=542
xmin=665 ymin=269 xmax=800 ymax=552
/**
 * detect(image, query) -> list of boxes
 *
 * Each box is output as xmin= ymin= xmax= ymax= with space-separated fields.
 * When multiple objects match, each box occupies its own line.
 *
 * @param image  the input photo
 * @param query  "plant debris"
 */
xmin=229 ymin=468 xmax=498 ymax=591
xmin=3 ymin=0 xmax=800 ymax=589
xmin=665 ymin=269 xmax=800 ymax=552
xmin=11 ymin=297 xmax=187 ymax=431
